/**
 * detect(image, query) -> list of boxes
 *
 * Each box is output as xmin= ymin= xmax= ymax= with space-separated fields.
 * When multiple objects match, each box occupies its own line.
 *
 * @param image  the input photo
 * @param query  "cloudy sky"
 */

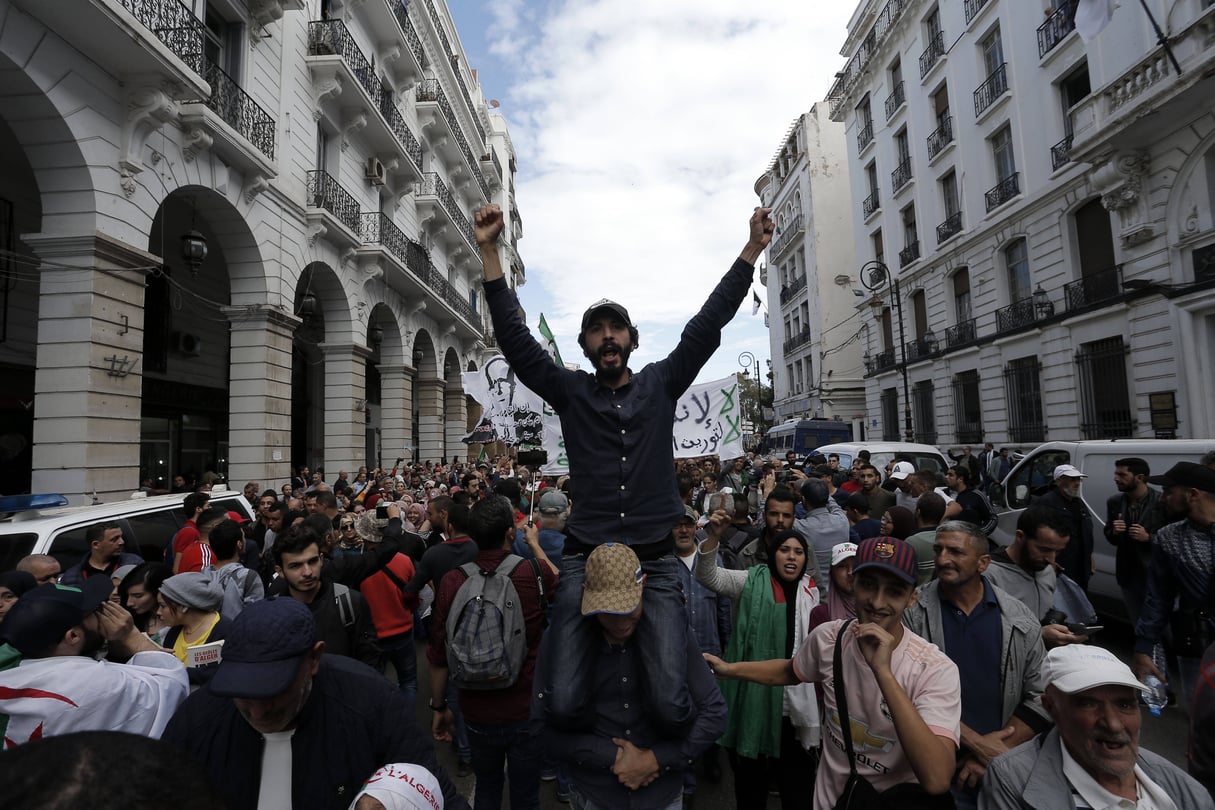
xmin=448 ymin=0 xmax=857 ymax=384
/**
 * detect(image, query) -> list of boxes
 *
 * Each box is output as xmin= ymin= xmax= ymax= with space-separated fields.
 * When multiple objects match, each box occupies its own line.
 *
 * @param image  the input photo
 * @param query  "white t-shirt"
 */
xmin=257 ymin=730 xmax=295 ymax=810
xmin=792 ymin=619 xmax=961 ymax=809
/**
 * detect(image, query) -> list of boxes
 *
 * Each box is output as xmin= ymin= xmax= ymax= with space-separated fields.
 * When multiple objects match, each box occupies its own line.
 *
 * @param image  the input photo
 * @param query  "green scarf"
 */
xmin=719 ymin=565 xmax=788 ymax=759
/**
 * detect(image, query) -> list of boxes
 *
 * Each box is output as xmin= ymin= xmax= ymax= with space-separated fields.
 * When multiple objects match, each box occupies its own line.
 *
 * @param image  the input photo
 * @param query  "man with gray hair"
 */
xmin=514 ymin=489 xmax=568 ymax=567
xmin=981 ymin=644 xmax=1213 ymax=809
xmin=903 ymin=521 xmax=1049 ymax=809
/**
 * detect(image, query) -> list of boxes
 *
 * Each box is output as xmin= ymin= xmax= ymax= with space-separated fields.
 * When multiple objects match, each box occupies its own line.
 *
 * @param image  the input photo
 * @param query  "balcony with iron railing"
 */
xmin=964 ymin=0 xmax=992 ymax=24
xmin=308 ymin=19 xmax=378 ymax=99
xmin=919 ymin=31 xmax=946 ymax=78
xmin=481 ymin=149 xmax=504 ymax=187
xmin=358 ymin=0 xmax=426 ymax=81
xmin=995 ymin=297 xmax=1038 ymax=333
xmin=973 ymin=63 xmax=1009 ymax=117
xmin=826 ymin=0 xmax=913 ymax=120
xmin=416 ymin=79 xmax=491 ymax=201
xmin=770 ymin=213 xmax=804 ymax=258
xmin=945 ymin=318 xmax=976 ymax=347
xmin=1038 ymin=1 xmax=1077 ymax=58
xmin=417 ymin=0 xmax=487 ymax=145
xmin=779 ymin=274 xmax=808 ymax=306
xmin=782 ymin=326 xmax=812 ymax=354
xmin=857 ymin=120 xmax=875 ymax=152
xmin=379 ymin=89 xmax=423 ymax=174
xmin=416 ymin=172 xmax=477 ymax=253
xmin=905 ymin=336 xmax=938 ymax=362
xmin=891 ymin=158 xmax=913 ymax=193
xmin=871 ymin=349 xmax=897 ymax=373
xmin=984 ymin=172 xmax=1020 ymax=212
xmin=937 ymin=211 xmax=963 ymax=244
xmin=306 ymin=170 xmax=362 ymax=245
xmin=884 ymin=81 xmax=906 ymax=120
xmin=927 ymin=114 xmax=953 ymax=159
xmin=1065 ymin=265 xmax=1123 ymax=311
xmin=899 ymin=240 xmax=921 ymax=268
xmin=360 ymin=212 xmax=414 ymax=270
xmin=1050 ymin=135 xmax=1074 ymax=170
xmin=180 ymin=57 xmax=276 ymax=173
xmin=863 ymin=189 xmax=880 ymax=218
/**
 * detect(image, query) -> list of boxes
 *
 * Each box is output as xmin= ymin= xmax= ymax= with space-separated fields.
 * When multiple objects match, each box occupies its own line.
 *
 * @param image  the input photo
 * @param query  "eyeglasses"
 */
xmin=340 ymin=522 xmax=356 ymax=530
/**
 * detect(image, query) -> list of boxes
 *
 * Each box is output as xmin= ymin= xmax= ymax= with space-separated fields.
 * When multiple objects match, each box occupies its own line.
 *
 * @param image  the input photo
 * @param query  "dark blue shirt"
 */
xmin=941 ymin=576 xmax=1003 ymax=735
xmin=485 ymin=259 xmax=754 ymax=547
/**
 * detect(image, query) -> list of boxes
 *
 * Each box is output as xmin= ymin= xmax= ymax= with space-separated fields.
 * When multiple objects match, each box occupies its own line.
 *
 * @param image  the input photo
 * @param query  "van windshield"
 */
xmin=1005 ymin=450 xmax=1071 ymax=509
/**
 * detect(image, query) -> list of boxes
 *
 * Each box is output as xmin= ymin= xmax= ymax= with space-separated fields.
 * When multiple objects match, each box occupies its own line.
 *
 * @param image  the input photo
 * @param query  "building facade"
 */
xmin=829 ymin=0 xmax=1215 ymax=449
xmin=0 ymin=0 xmax=524 ymax=501
xmin=755 ymin=105 xmax=865 ymax=428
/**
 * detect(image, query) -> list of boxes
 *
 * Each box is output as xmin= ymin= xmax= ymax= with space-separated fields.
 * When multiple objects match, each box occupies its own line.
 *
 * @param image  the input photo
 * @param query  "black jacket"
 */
xmin=1035 ymin=488 xmax=1095 ymax=591
xmin=1104 ymin=487 xmax=1166 ymax=588
xmin=162 ymin=655 xmax=469 ymax=810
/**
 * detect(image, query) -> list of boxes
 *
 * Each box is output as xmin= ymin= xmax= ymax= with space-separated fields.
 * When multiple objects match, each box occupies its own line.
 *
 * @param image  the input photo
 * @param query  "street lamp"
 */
xmin=738 ymin=350 xmax=763 ymax=443
xmin=859 ymin=260 xmax=914 ymax=442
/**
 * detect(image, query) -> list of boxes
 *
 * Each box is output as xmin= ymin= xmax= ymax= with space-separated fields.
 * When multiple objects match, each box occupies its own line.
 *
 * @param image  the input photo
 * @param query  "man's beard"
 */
xmin=589 ymin=343 xmax=631 ymax=381
xmin=80 ymin=627 xmax=106 ymax=656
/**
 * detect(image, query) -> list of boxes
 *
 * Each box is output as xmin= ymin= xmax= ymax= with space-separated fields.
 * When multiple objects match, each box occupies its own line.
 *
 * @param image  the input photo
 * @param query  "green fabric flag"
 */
xmin=537 ymin=314 xmax=563 ymax=366
xmin=719 ymin=566 xmax=787 ymax=759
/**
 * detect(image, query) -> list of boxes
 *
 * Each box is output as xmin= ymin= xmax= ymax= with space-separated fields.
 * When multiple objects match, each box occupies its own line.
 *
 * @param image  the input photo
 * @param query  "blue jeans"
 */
xmin=378 ymin=630 xmax=417 ymax=718
xmin=447 ymin=680 xmax=471 ymax=762
xmin=538 ymin=553 xmax=692 ymax=734
xmin=466 ymin=718 xmax=541 ymax=810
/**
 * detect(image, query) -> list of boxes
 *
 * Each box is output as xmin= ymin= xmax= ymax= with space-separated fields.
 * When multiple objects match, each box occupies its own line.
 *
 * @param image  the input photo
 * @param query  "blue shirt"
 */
xmin=940 ymin=576 xmax=1003 ymax=735
xmin=485 ymin=259 xmax=754 ymax=547
xmin=675 ymin=553 xmax=731 ymax=657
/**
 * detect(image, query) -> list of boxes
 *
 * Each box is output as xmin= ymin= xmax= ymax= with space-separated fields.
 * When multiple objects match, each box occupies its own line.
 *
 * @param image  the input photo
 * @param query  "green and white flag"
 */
xmin=538 ymin=314 xmax=563 ymax=366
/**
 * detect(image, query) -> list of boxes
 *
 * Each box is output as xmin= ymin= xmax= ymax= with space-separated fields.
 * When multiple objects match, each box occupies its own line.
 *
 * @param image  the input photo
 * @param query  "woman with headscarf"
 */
xmin=880 ymin=505 xmax=917 ymax=541
xmin=697 ymin=518 xmax=820 ymax=810
xmin=118 ymin=562 xmax=173 ymax=644
xmin=158 ymin=571 xmax=231 ymax=685
xmin=0 ymin=571 xmax=37 ymax=624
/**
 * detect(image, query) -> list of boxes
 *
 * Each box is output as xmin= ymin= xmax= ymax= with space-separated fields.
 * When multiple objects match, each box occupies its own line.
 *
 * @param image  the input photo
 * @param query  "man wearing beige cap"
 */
xmin=1036 ymin=464 xmax=1095 ymax=594
xmin=981 ymin=645 xmax=1213 ymax=809
xmin=537 ymin=543 xmax=727 ymax=810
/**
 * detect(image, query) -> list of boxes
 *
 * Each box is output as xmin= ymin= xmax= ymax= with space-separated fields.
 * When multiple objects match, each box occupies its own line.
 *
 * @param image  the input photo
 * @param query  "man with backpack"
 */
xmin=209 ymin=518 xmax=264 ymax=619
xmin=428 ymin=495 xmax=558 ymax=810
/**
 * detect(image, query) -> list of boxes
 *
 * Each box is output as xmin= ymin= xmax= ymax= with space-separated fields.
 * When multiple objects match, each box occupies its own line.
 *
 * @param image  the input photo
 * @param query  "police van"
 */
xmin=0 ymin=486 xmax=255 ymax=573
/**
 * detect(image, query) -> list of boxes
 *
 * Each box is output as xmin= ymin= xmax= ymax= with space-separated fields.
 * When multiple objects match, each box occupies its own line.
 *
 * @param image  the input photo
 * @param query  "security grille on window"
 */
xmin=881 ymin=388 xmax=900 ymax=441
xmin=1003 ymin=357 xmax=1044 ymax=443
xmin=952 ymin=371 xmax=983 ymax=444
xmin=1076 ymin=337 xmax=1135 ymax=438
xmin=912 ymin=381 xmax=938 ymax=444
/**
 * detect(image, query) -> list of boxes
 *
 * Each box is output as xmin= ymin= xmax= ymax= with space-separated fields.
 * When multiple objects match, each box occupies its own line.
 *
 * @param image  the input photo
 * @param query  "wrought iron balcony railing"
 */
xmin=945 ymin=318 xmax=976 ymax=347
xmin=118 ymin=0 xmax=205 ymax=74
xmin=857 ymin=120 xmax=875 ymax=152
xmin=937 ymin=211 xmax=963 ymax=243
xmin=984 ymin=172 xmax=1020 ymax=211
xmin=1065 ymin=265 xmax=1123 ymax=311
xmin=873 ymin=349 xmax=897 ymax=372
xmin=1051 ymin=134 xmax=1074 ymax=170
xmin=919 ymin=31 xmax=946 ymax=78
xmin=361 ymin=212 xmax=413 ymax=267
xmin=899 ymin=240 xmax=921 ymax=268
xmin=905 ymin=337 xmax=937 ymax=361
xmin=884 ymin=81 xmax=906 ymax=120
xmin=379 ymin=89 xmax=423 ymax=169
xmin=391 ymin=0 xmax=426 ymax=68
xmin=307 ymin=170 xmax=361 ymax=235
xmin=863 ymin=190 xmax=880 ymax=218
xmin=973 ymin=62 xmax=1008 ymax=117
xmin=419 ymin=0 xmax=486 ymax=145
xmin=891 ymin=158 xmax=913 ymax=192
xmin=1038 ymin=1 xmax=1077 ymax=57
xmin=188 ymin=57 xmax=275 ymax=159
xmin=927 ymin=114 xmax=953 ymax=159
xmin=367 ymin=215 xmax=482 ymax=332
xmin=417 ymin=172 xmax=476 ymax=250
xmin=308 ymin=19 xmax=378 ymax=101
xmin=964 ymin=0 xmax=992 ymax=24
xmin=779 ymin=274 xmax=808 ymax=306
xmin=995 ymin=297 xmax=1037 ymax=333
xmin=770 ymin=212 xmax=804 ymax=258
xmin=782 ymin=326 xmax=812 ymax=354
xmin=417 ymin=79 xmax=490 ymax=201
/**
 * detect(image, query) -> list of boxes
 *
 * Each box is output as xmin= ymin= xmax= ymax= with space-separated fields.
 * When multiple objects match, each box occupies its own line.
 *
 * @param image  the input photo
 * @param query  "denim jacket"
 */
xmin=675 ymin=552 xmax=731 ymax=657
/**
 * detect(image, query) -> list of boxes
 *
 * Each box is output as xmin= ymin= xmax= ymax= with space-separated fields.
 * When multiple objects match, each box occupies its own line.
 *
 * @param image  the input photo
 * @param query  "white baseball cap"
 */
xmin=830 ymin=542 xmax=858 ymax=567
xmin=1041 ymin=645 xmax=1148 ymax=695
xmin=349 ymin=763 xmax=443 ymax=810
xmin=1053 ymin=464 xmax=1087 ymax=480
xmin=889 ymin=461 xmax=915 ymax=481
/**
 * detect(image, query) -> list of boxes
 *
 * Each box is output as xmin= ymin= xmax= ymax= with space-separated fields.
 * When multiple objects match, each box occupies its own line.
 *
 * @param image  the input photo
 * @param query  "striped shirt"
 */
xmin=1134 ymin=519 xmax=1215 ymax=654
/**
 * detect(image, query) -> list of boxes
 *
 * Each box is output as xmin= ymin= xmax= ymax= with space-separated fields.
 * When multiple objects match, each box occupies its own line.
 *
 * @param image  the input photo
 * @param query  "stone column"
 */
xmin=378 ymin=363 xmax=415 ymax=466
xmin=319 ymin=341 xmax=373 ymax=473
xmin=443 ymin=379 xmax=468 ymax=466
xmin=465 ymin=397 xmax=483 ymax=464
xmin=415 ymin=377 xmax=446 ymax=465
xmin=225 ymin=305 xmax=299 ymax=492
xmin=27 ymin=233 xmax=155 ymax=502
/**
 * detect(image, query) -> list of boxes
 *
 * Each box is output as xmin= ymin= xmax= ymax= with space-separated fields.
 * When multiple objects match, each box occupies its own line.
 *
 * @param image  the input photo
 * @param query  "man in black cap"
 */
xmin=476 ymin=202 xmax=774 ymax=734
xmin=161 ymin=596 xmax=468 ymax=810
xmin=0 ymin=579 xmax=188 ymax=746
xmin=1132 ymin=461 xmax=1215 ymax=706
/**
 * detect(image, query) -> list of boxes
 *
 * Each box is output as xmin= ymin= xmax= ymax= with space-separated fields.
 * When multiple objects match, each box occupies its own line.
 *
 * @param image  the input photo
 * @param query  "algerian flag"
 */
xmin=476 ymin=447 xmax=488 ymax=463
xmin=538 ymin=314 xmax=564 ymax=366
xmin=1075 ymin=0 xmax=1116 ymax=42
xmin=752 ymin=291 xmax=762 ymax=316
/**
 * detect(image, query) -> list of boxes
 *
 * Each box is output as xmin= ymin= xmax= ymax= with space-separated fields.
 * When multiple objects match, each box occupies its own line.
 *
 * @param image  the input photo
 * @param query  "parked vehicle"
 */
xmin=0 ymin=486 xmax=255 ymax=573
xmin=989 ymin=439 xmax=1215 ymax=618
xmin=765 ymin=419 xmax=853 ymax=459
xmin=811 ymin=442 xmax=950 ymax=481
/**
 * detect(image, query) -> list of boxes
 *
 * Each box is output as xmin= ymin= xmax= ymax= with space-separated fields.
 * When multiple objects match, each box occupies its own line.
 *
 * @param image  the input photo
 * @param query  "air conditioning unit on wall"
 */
xmin=365 ymin=157 xmax=386 ymax=186
xmin=173 ymin=332 xmax=202 ymax=356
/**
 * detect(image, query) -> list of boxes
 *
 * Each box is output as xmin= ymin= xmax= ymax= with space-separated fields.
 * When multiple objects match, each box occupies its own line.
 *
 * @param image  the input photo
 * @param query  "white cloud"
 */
xmin=481 ymin=0 xmax=856 ymax=380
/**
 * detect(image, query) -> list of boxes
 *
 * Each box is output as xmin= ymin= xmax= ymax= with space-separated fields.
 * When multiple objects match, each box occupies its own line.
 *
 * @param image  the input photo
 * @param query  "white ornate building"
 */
xmin=829 ymin=0 xmax=1215 ymax=447
xmin=755 ymin=105 xmax=865 ymax=426
xmin=0 ymin=0 xmax=524 ymax=500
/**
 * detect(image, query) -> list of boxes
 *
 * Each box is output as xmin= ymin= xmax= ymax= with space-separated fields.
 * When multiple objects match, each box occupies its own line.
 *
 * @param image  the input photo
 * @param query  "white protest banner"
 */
xmin=461 ymin=356 xmax=546 ymax=448
xmin=672 ymin=376 xmax=744 ymax=460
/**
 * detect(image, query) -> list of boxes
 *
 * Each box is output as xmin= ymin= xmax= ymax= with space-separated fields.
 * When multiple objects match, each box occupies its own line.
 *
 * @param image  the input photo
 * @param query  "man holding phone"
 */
xmin=477 ymin=202 xmax=773 ymax=735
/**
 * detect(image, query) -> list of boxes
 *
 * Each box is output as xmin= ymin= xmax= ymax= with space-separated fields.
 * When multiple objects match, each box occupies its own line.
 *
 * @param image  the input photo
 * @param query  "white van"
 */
xmin=988 ymin=439 xmax=1215 ymax=617
xmin=811 ymin=442 xmax=951 ymax=481
xmin=0 ymin=487 xmax=256 ymax=573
